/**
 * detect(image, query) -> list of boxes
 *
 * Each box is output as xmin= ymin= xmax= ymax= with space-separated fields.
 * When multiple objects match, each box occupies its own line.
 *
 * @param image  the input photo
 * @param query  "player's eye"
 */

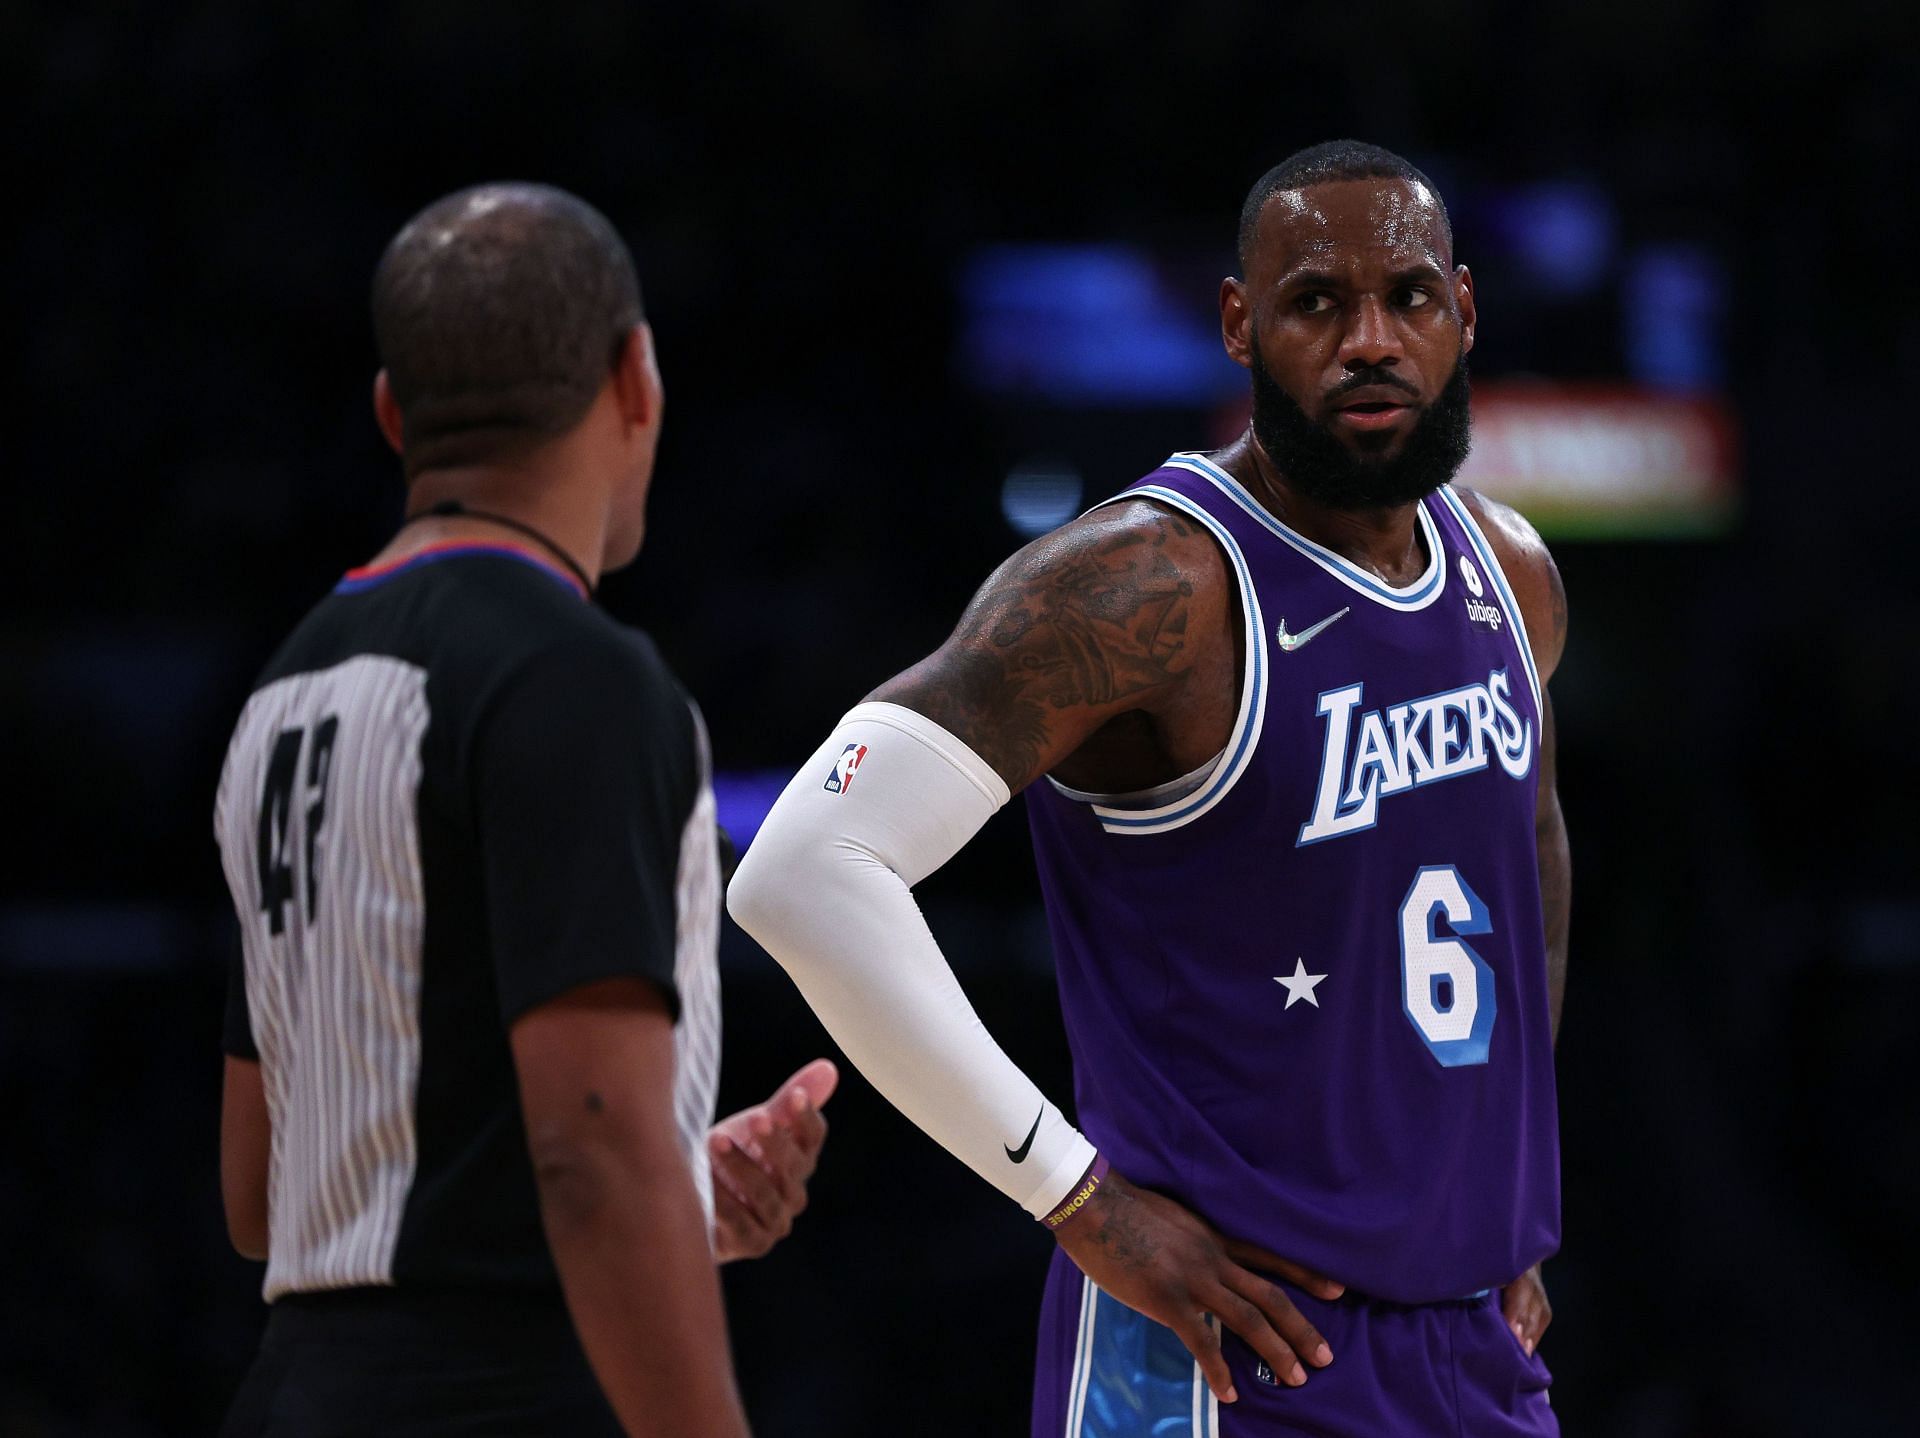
xmin=1394 ymin=286 xmax=1432 ymax=309
xmin=1295 ymin=292 xmax=1334 ymax=315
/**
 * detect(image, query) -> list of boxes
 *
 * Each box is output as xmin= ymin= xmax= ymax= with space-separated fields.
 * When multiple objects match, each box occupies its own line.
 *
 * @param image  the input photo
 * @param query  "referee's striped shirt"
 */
xmin=214 ymin=542 xmax=720 ymax=1303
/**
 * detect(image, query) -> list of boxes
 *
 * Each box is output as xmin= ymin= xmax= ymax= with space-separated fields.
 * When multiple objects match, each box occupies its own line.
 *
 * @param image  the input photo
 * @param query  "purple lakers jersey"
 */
xmin=1026 ymin=452 xmax=1560 ymax=1305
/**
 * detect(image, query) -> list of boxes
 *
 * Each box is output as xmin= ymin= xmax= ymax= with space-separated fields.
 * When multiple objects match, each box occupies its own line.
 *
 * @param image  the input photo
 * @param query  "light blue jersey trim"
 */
xmin=1435 ymin=486 xmax=1543 ymax=713
xmin=1066 ymin=1279 xmax=1216 ymax=1437
xmin=1045 ymin=483 xmax=1267 ymax=836
xmin=1165 ymin=452 xmax=1448 ymax=611
xmin=1065 ymin=1275 xmax=1096 ymax=1436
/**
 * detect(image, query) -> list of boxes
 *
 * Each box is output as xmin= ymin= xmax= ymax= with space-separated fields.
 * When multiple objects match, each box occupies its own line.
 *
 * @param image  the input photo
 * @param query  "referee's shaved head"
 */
xmin=372 ymin=183 xmax=643 ymax=473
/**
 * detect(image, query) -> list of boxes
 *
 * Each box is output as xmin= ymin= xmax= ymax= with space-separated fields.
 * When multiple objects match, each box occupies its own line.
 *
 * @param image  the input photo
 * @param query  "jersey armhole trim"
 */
xmin=1435 ymin=487 xmax=1544 ymax=713
xmin=1043 ymin=485 xmax=1266 ymax=836
xmin=1047 ymin=747 xmax=1224 ymax=808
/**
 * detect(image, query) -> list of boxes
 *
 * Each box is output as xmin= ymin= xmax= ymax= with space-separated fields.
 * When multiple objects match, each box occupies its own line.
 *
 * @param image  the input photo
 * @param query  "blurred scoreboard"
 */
xmin=1453 ymin=383 xmax=1738 ymax=538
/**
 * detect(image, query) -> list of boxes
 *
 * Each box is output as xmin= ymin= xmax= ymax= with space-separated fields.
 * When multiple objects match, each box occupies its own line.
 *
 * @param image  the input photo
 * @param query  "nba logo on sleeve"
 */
xmin=823 ymin=743 xmax=868 ymax=794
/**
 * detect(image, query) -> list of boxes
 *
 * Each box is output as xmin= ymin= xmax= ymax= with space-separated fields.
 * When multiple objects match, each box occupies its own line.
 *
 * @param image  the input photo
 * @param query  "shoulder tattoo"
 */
xmin=876 ymin=507 xmax=1204 ymax=784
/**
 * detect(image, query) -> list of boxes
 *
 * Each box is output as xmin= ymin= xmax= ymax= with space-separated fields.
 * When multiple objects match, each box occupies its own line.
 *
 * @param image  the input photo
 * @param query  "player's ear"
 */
xmin=1220 ymin=277 xmax=1253 ymax=370
xmin=1455 ymin=265 xmax=1476 ymax=355
xmin=372 ymin=370 xmax=405 ymax=456
xmin=612 ymin=323 xmax=663 ymax=435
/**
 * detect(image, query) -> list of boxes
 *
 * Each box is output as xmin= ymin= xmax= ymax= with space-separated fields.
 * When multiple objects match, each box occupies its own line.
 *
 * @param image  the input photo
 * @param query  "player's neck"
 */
xmin=1226 ymin=432 xmax=1430 ymax=588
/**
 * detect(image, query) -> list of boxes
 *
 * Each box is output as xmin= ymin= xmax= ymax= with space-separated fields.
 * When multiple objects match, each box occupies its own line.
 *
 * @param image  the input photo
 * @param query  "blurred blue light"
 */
xmin=714 ymin=769 xmax=793 ymax=853
xmin=1001 ymin=461 xmax=1084 ymax=536
xmin=1623 ymin=244 xmax=1725 ymax=390
xmin=0 ymin=904 xmax=207 ymax=972
xmin=959 ymin=245 xmax=1237 ymax=405
xmin=1480 ymin=180 xmax=1616 ymax=297
xmin=1505 ymin=178 xmax=1612 ymax=291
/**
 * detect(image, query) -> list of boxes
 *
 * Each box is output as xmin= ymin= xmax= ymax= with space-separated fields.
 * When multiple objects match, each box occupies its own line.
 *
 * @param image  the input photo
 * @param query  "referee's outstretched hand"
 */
xmin=1051 ymin=1170 xmax=1343 ymax=1405
xmin=707 ymin=1058 xmax=839 ymax=1262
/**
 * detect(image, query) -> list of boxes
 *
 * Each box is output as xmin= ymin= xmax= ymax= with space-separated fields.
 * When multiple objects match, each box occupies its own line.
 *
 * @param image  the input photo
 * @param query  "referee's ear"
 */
xmin=612 ymin=323 xmax=663 ymax=438
xmin=373 ymin=370 xmax=406 ymax=457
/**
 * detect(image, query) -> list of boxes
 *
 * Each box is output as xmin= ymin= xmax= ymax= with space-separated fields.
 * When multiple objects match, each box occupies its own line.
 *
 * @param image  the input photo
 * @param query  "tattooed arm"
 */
xmin=1461 ymin=489 xmax=1570 ymax=1356
xmin=732 ymin=499 xmax=1338 ymax=1405
xmin=868 ymin=500 xmax=1235 ymax=794
xmin=1535 ymin=695 xmax=1570 ymax=1043
xmin=1461 ymin=487 xmax=1571 ymax=1042
xmin=876 ymin=501 xmax=1341 ymax=1398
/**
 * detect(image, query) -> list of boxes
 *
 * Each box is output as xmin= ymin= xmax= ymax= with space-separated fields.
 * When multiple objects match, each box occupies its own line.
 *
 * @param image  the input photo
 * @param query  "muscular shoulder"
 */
xmin=986 ymin=498 xmax=1231 ymax=633
xmin=867 ymin=498 xmax=1231 ymax=790
xmin=1455 ymin=487 xmax=1568 ymax=682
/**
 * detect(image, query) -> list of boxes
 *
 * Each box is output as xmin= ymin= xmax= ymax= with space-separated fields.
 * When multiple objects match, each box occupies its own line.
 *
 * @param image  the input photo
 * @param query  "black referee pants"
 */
xmin=220 ymin=1288 xmax=624 ymax=1437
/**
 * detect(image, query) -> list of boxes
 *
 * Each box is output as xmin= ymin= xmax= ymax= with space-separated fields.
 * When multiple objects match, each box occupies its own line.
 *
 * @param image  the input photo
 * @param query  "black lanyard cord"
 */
xmin=400 ymin=498 xmax=596 ymax=595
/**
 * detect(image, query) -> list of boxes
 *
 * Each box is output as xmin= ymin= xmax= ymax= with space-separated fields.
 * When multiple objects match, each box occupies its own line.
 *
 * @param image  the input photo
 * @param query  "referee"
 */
xmin=213 ymin=184 xmax=829 ymax=1437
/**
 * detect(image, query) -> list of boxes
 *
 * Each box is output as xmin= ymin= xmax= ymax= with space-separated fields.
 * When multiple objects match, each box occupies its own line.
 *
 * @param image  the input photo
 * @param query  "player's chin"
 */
xmin=1339 ymin=429 xmax=1410 ymax=463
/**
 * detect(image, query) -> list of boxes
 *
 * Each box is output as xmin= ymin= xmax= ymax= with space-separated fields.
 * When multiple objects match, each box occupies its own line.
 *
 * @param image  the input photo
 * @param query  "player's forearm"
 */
xmin=1536 ymin=794 xmax=1570 ymax=1044
xmin=535 ymin=1145 xmax=749 ymax=1438
xmin=1531 ymin=687 xmax=1570 ymax=1045
xmin=733 ymin=857 xmax=1088 ymax=1208
xmin=727 ymin=705 xmax=1095 ymax=1216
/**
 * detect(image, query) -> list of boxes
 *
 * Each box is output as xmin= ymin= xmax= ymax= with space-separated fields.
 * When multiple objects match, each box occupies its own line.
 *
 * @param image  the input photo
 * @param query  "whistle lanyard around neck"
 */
xmin=399 ymin=498 xmax=595 ymax=595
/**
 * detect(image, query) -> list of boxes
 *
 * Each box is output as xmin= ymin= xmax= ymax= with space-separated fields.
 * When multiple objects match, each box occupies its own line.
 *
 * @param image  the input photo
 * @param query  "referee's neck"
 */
xmin=376 ymin=442 xmax=618 ymax=590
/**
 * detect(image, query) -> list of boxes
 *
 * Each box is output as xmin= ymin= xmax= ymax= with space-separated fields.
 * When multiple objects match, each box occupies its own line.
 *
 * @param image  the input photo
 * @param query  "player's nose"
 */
xmin=1337 ymin=294 xmax=1403 ymax=371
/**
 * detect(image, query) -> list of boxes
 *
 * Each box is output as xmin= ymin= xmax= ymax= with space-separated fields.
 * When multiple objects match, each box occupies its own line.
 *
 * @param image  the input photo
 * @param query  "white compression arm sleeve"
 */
xmin=727 ymin=702 xmax=1097 ymax=1218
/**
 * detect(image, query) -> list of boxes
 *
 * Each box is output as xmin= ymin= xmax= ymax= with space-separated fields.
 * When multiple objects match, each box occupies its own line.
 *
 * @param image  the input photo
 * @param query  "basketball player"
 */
xmin=214 ymin=184 xmax=835 ymax=1437
xmin=729 ymin=141 xmax=1568 ymax=1435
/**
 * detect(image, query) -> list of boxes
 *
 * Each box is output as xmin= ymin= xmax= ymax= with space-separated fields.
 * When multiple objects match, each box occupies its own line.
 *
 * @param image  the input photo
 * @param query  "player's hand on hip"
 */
xmin=1500 ymin=1262 xmax=1551 ymax=1355
xmin=1051 ymin=1170 xmax=1340 ymax=1404
xmin=707 ymin=1058 xmax=838 ymax=1263
xmin=1217 ymin=1235 xmax=1347 ymax=1302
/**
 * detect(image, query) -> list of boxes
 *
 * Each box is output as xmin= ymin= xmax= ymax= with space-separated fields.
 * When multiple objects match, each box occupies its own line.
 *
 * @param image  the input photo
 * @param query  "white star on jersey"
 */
xmin=1275 ymin=958 xmax=1327 ymax=1009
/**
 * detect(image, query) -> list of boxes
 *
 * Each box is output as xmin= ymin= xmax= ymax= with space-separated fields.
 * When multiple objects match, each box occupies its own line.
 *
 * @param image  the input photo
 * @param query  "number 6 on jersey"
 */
xmin=1399 ymin=865 xmax=1497 ymax=1067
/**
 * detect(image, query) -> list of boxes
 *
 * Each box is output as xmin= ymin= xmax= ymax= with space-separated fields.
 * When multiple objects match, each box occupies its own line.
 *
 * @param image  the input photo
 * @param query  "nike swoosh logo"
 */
xmin=1005 ymin=1108 xmax=1043 ymax=1164
xmin=1275 ymin=607 xmax=1350 ymax=653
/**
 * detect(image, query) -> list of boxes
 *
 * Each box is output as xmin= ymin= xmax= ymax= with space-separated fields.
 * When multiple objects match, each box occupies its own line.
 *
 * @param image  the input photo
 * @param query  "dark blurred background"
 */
xmin=5 ymin=2 xmax=1917 ymax=1434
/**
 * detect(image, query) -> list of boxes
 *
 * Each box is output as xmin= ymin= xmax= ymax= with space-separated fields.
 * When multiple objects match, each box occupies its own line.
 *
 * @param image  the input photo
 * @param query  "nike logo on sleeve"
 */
xmin=1005 ymin=1108 xmax=1043 ymax=1163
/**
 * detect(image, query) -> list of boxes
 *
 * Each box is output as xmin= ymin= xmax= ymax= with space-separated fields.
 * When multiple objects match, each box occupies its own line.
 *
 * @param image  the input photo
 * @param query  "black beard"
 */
xmin=1249 ymin=345 xmax=1473 ymax=510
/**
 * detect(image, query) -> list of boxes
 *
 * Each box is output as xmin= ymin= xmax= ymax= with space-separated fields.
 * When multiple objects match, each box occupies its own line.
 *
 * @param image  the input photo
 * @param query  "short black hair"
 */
xmin=1237 ymin=140 xmax=1451 ymax=270
xmin=371 ymin=182 xmax=643 ymax=472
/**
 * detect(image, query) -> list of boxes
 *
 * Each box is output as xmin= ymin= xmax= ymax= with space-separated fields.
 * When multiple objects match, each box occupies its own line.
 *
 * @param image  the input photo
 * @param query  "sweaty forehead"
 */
xmin=1252 ymin=178 xmax=1449 ymax=280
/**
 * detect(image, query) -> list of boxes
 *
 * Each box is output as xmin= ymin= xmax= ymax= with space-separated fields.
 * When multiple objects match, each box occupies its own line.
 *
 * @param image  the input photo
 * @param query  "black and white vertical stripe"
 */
xmin=215 ymin=655 xmax=430 ymax=1302
xmin=671 ymin=710 xmax=722 ymax=1226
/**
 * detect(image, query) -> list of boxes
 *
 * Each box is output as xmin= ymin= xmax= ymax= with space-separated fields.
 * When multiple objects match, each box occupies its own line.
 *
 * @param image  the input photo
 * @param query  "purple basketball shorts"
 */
xmin=1031 ymin=1247 xmax=1555 ymax=1437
